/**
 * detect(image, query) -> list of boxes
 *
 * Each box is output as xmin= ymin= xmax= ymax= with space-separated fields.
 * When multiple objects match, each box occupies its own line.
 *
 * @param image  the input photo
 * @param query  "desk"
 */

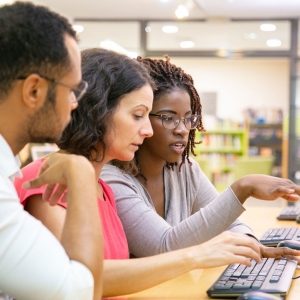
xmin=105 ymin=207 xmax=300 ymax=300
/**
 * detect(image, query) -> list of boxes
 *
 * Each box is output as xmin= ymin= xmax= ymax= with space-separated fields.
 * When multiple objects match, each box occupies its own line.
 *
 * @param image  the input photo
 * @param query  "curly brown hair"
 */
xmin=111 ymin=55 xmax=205 ymax=176
xmin=57 ymin=48 xmax=154 ymax=162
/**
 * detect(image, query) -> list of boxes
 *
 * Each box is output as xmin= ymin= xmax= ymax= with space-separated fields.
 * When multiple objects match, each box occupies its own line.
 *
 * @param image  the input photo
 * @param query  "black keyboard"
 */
xmin=277 ymin=206 xmax=300 ymax=220
xmin=259 ymin=227 xmax=300 ymax=247
xmin=206 ymin=258 xmax=297 ymax=298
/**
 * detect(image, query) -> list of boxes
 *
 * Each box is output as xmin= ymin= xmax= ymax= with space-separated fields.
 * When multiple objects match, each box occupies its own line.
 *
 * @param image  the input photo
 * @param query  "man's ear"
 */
xmin=21 ymin=74 xmax=49 ymax=110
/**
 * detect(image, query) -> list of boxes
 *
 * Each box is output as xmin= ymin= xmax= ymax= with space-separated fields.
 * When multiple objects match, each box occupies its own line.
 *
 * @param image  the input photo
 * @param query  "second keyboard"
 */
xmin=260 ymin=227 xmax=300 ymax=246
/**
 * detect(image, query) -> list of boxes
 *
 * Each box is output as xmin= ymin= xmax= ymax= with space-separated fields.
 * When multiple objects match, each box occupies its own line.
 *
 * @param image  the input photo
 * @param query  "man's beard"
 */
xmin=27 ymin=85 xmax=63 ymax=144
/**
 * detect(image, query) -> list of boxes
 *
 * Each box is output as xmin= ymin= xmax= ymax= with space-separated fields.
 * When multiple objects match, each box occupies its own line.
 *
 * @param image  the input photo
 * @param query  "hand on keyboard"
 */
xmin=194 ymin=231 xmax=262 ymax=269
xmin=231 ymin=175 xmax=300 ymax=205
xmin=258 ymin=244 xmax=300 ymax=265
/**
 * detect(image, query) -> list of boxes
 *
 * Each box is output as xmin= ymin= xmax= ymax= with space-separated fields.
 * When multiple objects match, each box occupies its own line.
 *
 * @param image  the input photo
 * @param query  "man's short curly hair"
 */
xmin=0 ymin=1 xmax=76 ymax=101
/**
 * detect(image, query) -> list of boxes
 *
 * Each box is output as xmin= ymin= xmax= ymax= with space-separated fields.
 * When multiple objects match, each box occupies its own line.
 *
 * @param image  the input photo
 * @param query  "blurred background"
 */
xmin=7 ymin=0 xmax=300 ymax=202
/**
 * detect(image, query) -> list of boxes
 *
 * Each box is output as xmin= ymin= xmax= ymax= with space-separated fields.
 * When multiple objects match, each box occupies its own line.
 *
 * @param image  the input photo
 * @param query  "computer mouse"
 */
xmin=296 ymin=214 xmax=300 ymax=224
xmin=237 ymin=291 xmax=282 ymax=300
xmin=277 ymin=239 xmax=300 ymax=250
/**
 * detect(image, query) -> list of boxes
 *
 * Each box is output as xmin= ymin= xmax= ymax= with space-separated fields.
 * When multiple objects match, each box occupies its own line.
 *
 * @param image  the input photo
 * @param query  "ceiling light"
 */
xmin=145 ymin=26 xmax=151 ymax=33
xmin=260 ymin=24 xmax=276 ymax=32
xmin=175 ymin=5 xmax=189 ymax=19
xmin=100 ymin=40 xmax=138 ymax=58
xmin=180 ymin=41 xmax=194 ymax=48
xmin=162 ymin=26 xmax=178 ymax=33
xmin=73 ymin=25 xmax=84 ymax=33
xmin=216 ymin=49 xmax=230 ymax=58
xmin=266 ymin=39 xmax=281 ymax=47
xmin=243 ymin=33 xmax=257 ymax=40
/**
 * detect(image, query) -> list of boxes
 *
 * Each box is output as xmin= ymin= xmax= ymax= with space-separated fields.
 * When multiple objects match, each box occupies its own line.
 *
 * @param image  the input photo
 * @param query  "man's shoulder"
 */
xmin=0 ymin=172 xmax=19 ymax=200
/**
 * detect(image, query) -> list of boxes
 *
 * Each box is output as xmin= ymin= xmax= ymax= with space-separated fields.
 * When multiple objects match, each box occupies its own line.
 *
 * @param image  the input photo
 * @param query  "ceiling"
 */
xmin=27 ymin=0 xmax=300 ymax=54
xmin=32 ymin=0 xmax=300 ymax=21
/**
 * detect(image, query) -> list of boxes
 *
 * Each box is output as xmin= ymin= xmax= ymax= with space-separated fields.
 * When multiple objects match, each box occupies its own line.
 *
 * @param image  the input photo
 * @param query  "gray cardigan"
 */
xmin=101 ymin=158 xmax=254 ymax=257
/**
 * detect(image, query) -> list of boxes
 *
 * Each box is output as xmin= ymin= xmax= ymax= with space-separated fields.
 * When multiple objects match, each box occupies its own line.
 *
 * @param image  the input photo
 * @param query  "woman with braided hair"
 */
xmin=101 ymin=55 xmax=300 ymax=259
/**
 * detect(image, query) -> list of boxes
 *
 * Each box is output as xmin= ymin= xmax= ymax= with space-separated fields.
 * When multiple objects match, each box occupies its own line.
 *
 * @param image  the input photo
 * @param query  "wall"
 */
xmin=167 ymin=57 xmax=290 ymax=122
xmin=168 ymin=57 xmax=290 ymax=208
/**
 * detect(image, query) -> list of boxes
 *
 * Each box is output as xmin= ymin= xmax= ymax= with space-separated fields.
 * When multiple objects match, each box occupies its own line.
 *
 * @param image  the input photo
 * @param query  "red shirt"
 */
xmin=14 ymin=158 xmax=129 ymax=260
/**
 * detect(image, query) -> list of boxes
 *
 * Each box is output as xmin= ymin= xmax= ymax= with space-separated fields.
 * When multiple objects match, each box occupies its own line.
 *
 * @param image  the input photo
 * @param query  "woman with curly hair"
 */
xmin=101 ymin=55 xmax=300 ymax=259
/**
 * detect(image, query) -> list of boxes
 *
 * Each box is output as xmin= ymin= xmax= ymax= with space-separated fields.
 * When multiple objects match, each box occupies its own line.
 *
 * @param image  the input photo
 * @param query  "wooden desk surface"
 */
xmin=105 ymin=207 xmax=300 ymax=300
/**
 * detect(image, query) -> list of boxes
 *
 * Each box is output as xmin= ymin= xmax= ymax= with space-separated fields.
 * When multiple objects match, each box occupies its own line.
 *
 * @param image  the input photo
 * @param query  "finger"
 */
xmin=262 ymin=246 xmax=300 ymax=258
xmin=236 ymin=237 xmax=261 ymax=255
xmin=281 ymin=247 xmax=300 ymax=257
xmin=230 ymin=255 xmax=252 ymax=267
xmin=230 ymin=245 xmax=261 ymax=263
xmin=49 ymin=185 xmax=66 ymax=206
xmin=282 ymin=194 xmax=299 ymax=202
xmin=22 ymin=174 xmax=49 ymax=189
xmin=280 ymin=255 xmax=300 ymax=264
xmin=36 ymin=159 xmax=51 ymax=176
xmin=261 ymin=248 xmax=282 ymax=259
xmin=223 ymin=233 xmax=261 ymax=258
xmin=60 ymin=192 xmax=68 ymax=203
xmin=293 ymin=186 xmax=300 ymax=195
xmin=42 ymin=184 xmax=57 ymax=201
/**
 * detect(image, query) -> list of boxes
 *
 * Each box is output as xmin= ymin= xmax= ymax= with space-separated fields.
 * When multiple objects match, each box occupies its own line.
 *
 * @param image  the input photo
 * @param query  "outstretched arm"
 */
xmin=101 ymin=163 xmax=254 ymax=257
xmin=231 ymin=174 xmax=300 ymax=204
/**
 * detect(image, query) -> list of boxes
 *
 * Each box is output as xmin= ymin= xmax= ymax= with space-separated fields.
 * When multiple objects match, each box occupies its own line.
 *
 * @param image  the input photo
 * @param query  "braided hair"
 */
xmin=111 ymin=55 xmax=205 ymax=176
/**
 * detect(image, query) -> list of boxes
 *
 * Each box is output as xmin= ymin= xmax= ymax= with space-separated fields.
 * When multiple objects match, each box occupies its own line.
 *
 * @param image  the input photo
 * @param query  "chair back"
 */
xmin=234 ymin=156 xmax=274 ymax=180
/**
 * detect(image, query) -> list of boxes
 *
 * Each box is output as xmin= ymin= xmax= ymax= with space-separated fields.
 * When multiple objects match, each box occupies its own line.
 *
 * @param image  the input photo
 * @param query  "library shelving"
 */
xmin=193 ymin=127 xmax=248 ymax=191
xmin=248 ymin=123 xmax=282 ymax=177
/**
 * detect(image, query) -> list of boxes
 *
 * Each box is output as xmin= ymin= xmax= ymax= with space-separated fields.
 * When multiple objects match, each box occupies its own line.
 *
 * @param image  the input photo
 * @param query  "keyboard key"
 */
xmin=256 ymin=275 xmax=266 ymax=281
xmin=270 ymin=276 xmax=280 ymax=283
xmin=225 ymin=282 xmax=234 ymax=287
xmin=276 ymin=265 xmax=285 ymax=271
xmin=259 ymin=258 xmax=274 ymax=276
xmin=244 ymin=281 xmax=254 ymax=287
xmin=228 ymin=263 xmax=239 ymax=270
xmin=229 ymin=277 xmax=238 ymax=281
xmin=278 ymin=259 xmax=287 ymax=265
xmin=251 ymin=264 xmax=264 ymax=275
xmin=251 ymin=281 xmax=263 ymax=289
xmin=214 ymin=285 xmax=230 ymax=290
xmin=273 ymin=270 xmax=282 ymax=276
xmin=220 ymin=276 xmax=230 ymax=281
xmin=233 ymin=284 xmax=249 ymax=289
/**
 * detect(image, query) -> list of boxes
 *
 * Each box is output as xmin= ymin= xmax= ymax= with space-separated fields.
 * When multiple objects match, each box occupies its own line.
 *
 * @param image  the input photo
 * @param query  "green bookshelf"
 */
xmin=193 ymin=128 xmax=248 ymax=192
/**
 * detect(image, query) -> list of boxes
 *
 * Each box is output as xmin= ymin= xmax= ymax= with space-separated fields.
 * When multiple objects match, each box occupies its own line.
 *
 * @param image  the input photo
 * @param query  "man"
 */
xmin=0 ymin=2 xmax=102 ymax=299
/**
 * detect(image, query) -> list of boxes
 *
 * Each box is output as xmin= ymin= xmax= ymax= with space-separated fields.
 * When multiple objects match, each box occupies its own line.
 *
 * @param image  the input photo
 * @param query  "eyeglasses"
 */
xmin=17 ymin=75 xmax=88 ymax=103
xmin=149 ymin=113 xmax=199 ymax=130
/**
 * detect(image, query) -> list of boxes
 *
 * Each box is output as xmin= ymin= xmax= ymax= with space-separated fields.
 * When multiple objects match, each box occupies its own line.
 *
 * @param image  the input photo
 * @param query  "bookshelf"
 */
xmin=194 ymin=127 xmax=248 ymax=191
xmin=248 ymin=123 xmax=282 ymax=177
